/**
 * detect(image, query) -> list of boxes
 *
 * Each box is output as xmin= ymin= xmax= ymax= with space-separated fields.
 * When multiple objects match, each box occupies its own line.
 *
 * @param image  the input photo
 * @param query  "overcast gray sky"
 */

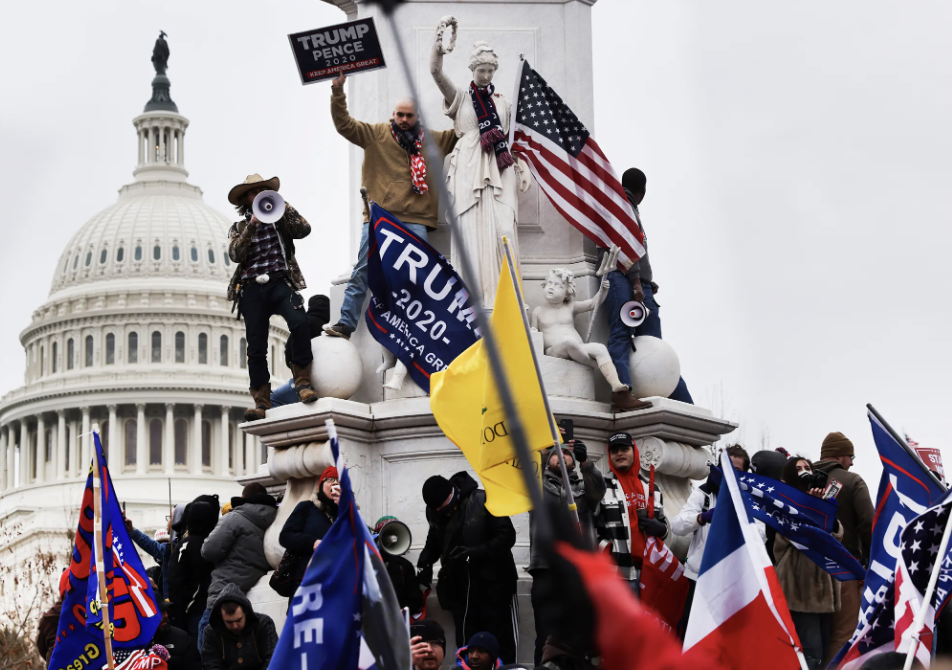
xmin=1 ymin=1 xmax=949 ymax=488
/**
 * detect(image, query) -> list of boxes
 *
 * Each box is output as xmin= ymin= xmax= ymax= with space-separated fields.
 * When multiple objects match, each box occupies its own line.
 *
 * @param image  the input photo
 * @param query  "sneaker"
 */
xmin=323 ymin=323 xmax=352 ymax=340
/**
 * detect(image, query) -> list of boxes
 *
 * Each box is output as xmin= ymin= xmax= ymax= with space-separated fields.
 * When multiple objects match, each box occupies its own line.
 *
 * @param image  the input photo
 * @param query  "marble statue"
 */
xmin=376 ymin=350 xmax=410 ymax=391
xmin=152 ymin=31 xmax=169 ymax=75
xmin=430 ymin=17 xmax=532 ymax=307
xmin=531 ymin=255 xmax=631 ymax=395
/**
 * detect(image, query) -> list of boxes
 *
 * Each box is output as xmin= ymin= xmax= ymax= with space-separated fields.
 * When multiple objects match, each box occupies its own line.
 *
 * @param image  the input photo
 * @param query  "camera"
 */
xmin=798 ymin=469 xmax=829 ymax=491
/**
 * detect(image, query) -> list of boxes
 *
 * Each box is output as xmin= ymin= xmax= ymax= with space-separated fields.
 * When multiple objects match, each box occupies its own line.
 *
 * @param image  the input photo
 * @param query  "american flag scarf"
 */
xmin=390 ymin=121 xmax=428 ymax=195
xmin=470 ymin=82 xmax=514 ymax=171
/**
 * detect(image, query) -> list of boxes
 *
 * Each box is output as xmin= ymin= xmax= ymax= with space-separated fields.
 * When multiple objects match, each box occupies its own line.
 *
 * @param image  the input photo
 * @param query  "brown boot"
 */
xmin=244 ymin=383 xmax=272 ymax=421
xmin=612 ymin=390 xmax=653 ymax=412
xmin=291 ymin=362 xmax=318 ymax=403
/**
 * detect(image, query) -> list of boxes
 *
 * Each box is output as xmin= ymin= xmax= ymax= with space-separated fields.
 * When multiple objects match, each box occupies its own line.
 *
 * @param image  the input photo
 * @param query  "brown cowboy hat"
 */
xmin=228 ymin=173 xmax=280 ymax=205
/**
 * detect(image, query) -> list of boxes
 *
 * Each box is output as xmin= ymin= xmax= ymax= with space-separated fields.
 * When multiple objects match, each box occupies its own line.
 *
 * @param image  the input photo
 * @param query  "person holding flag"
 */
xmin=269 ymin=419 xmax=409 ymax=670
xmin=593 ymin=432 xmax=669 ymax=589
xmin=49 ymin=430 xmax=162 ymax=670
xmin=683 ymin=450 xmax=808 ymax=669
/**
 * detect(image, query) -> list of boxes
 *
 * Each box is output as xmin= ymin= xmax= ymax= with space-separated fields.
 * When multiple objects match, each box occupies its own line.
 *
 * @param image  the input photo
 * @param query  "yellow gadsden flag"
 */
xmin=429 ymin=253 xmax=553 ymax=516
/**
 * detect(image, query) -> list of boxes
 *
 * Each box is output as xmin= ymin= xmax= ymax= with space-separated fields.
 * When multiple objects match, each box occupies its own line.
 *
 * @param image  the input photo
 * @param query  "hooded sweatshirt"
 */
xmin=201 ymin=494 xmax=278 ymax=601
xmin=202 ymin=583 xmax=277 ymax=670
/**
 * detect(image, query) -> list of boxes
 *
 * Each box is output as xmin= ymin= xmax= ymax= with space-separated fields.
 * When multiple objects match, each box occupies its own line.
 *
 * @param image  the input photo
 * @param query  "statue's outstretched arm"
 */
xmin=430 ymin=17 xmax=459 ymax=105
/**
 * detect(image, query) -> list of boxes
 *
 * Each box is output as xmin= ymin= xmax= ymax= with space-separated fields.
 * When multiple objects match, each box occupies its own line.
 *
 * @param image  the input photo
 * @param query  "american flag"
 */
xmin=832 ymin=579 xmax=898 ymax=669
xmin=905 ymin=433 xmax=920 ymax=448
xmin=509 ymin=60 xmax=646 ymax=270
xmin=894 ymin=494 xmax=952 ymax=665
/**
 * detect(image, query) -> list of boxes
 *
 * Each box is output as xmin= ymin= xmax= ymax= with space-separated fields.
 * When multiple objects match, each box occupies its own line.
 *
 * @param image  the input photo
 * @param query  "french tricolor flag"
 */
xmin=683 ymin=451 xmax=808 ymax=669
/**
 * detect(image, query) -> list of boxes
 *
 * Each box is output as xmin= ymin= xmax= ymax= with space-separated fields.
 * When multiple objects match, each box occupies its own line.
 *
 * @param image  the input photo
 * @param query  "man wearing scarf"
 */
xmin=594 ymin=432 xmax=669 ymax=590
xmin=323 ymin=73 xmax=459 ymax=340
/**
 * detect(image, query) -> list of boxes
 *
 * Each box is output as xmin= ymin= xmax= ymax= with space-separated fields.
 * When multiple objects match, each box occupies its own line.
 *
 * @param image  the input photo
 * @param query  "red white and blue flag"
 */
xmin=509 ymin=60 xmax=646 ymax=270
xmin=894 ymin=492 xmax=952 ymax=666
xmin=270 ymin=419 xmax=410 ymax=670
xmin=683 ymin=450 xmax=805 ymax=669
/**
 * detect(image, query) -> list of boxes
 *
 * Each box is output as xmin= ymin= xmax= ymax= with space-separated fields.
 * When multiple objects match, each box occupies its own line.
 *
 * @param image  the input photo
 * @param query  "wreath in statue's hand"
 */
xmin=436 ymin=16 xmax=458 ymax=54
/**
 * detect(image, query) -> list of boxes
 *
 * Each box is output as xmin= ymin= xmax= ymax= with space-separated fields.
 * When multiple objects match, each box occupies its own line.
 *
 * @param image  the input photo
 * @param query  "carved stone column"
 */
xmin=164 ymin=404 xmax=175 ymax=475
xmin=218 ymin=408 xmax=230 ymax=477
xmin=81 ymin=408 xmax=91 ymax=477
xmin=19 ymin=420 xmax=30 ymax=486
xmin=56 ymin=411 xmax=66 ymax=481
xmin=35 ymin=415 xmax=46 ymax=483
xmin=107 ymin=405 xmax=119 ymax=470
xmin=190 ymin=405 xmax=203 ymax=475
xmin=136 ymin=404 xmax=147 ymax=475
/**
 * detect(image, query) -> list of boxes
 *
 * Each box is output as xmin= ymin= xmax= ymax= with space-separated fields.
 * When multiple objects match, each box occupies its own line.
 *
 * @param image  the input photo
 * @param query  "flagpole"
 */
xmin=502 ymin=237 xmax=581 ymax=528
xmin=902 ymin=500 xmax=952 ymax=670
xmin=868 ymin=403 xmax=946 ymax=491
xmin=90 ymin=426 xmax=116 ymax=670
xmin=374 ymin=3 xmax=549 ymax=528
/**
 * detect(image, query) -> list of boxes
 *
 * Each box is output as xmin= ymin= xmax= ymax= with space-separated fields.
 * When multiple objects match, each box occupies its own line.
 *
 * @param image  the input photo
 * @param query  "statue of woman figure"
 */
xmin=430 ymin=17 xmax=532 ymax=307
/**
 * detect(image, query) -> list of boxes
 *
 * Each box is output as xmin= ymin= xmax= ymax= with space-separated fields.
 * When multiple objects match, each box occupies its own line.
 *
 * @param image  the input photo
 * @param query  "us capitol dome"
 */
xmin=0 ymin=43 xmax=289 ymax=551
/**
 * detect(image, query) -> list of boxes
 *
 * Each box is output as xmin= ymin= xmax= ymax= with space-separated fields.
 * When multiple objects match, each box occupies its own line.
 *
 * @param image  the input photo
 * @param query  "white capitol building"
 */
xmin=0 ymin=62 xmax=288 ymax=555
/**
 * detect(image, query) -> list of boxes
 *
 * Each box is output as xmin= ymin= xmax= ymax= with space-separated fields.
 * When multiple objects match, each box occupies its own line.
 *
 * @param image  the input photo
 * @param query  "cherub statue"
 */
xmin=531 ymin=249 xmax=652 ymax=411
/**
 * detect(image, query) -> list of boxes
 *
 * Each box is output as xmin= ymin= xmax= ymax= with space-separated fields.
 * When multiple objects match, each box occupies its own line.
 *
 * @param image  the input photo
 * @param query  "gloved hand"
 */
xmin=571 ymin=440 xmax=587 ymax=463
xmin=123 ymin=513 xmax=134 ymax=534
xmin=417 ymin=565 xmax=433 ymax=587
xmin=638 ymin=516 xmax=667 ymax=538
xmin=649 ymin=281 xmax=659 ymax=295
xmin=699 ymin=509 xmax=715 ymax=526
xmin=632 ymin=282 xmax=645 ymax=303
xmin=447 ymin=546 xmax=470 ymax=564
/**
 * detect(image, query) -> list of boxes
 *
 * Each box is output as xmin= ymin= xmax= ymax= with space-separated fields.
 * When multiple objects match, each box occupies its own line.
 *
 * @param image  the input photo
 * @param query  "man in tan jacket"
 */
xmin=324 ymin=73 xmax=458 ymax=339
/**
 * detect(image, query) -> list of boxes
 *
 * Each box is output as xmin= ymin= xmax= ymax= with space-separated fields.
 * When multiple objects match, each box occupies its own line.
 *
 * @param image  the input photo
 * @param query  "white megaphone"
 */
xmin=620 ymin=300 xmax=649 ymax=328
xmin=252 ymin=190 xmax=285 ymax=224
xmin=375 ymin=520 xmax=412 ymax=557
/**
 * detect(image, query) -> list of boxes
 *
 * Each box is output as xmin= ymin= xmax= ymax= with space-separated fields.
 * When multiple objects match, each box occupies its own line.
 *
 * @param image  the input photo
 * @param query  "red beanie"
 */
xmin=58 ymin=568 xmax=70 ymax=599
xmin=319 ymin=466 xmax=339 ymax=487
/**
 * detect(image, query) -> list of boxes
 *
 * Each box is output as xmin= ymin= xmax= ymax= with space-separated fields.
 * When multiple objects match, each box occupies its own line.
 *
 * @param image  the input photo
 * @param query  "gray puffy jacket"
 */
xmin=201 ymin=497 xmax=277 ymax=601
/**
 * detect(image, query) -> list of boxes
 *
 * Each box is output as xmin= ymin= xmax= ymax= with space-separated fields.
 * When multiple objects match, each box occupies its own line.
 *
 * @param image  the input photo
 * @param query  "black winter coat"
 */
xmin=152 ymin=623 xmax=200 ymax=670
xmin=417 ymin=472 xmax=517 ymax=609
xmin=382 ymin=553 xmax=423 ymax=614
xmin=167 ymin=501 xmax=218 ymax=626
xmin=279 ymin=499 xmax=336 ymax=556
xmin=202 ymin=584 xmax=277 ymax=670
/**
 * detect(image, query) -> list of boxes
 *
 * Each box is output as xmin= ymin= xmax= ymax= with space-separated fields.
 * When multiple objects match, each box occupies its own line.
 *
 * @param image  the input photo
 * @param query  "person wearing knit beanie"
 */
xmin=422 ymin=475 xmax=455 ymax=510
xmin=820 ymin=432 xmax=855 ymax=467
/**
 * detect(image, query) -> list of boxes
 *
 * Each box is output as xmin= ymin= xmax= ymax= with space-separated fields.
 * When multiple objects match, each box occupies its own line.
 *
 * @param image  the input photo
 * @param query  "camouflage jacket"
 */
xmin=226 ymin=203 xmax=310 ymax=311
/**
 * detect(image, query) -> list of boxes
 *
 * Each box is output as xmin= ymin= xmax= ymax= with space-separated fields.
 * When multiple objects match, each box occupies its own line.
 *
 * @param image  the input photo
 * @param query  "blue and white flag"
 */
xmin=736 ymin=470 xmax=865 ymax=581
xmin=830 ymin=409 xmax=948 ymax=668
xmin=365 ymin=202 xmax=481 ymax=392
xmin=49 ymin=432 xmax=161 ymax=670
xmin=271 ymin=419 xmax=410 ymax=670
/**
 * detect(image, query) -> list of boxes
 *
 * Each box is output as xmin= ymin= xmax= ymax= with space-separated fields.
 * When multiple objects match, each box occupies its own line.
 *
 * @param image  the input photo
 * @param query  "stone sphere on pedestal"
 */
xmin=310 ymin=335 xmax=363 ymax=399
xmin=628 ymin=336 xmax=681 ymax=399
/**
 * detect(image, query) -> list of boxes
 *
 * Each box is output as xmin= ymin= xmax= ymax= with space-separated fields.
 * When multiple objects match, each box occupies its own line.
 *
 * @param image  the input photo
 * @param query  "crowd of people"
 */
xmin=36 ymin=423 xmax=926 ymax=670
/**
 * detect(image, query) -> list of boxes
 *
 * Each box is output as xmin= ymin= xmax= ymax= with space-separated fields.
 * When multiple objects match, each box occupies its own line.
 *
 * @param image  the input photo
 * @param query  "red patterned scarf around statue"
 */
xmin=470 ymin=82 xmax=514 ymax=171
xmin=390 ymin=121 xmax=428 ymax=194
xmin=609 ymin=446 xmax=648 ymax=566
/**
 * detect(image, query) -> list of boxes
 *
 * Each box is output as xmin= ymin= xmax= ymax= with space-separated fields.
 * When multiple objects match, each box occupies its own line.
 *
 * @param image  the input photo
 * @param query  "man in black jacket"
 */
xmin=167 ymin=495 xmax=219 ymax=640
xmin=152 ymin=601 xmax=200 ymax=670
xmin=201 ymin=584 xmax=277 ymax=670
xmin=417 ymin=472 xmax=518 ymax=664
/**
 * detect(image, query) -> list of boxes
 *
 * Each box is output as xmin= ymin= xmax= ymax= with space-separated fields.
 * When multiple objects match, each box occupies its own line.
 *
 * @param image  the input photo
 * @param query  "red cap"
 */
xmin=58 ymin=568 xmax=70 ymax=599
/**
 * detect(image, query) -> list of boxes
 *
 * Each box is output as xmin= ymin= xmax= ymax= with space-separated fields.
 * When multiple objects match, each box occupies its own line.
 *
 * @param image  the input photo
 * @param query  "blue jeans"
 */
xmin=339 ymin=221 xmax=430 ymax=331
xmin=270 ymin=377 xmax=299 ymax=407
xmin=198 ymin=606 xmax=212 ymax=656
xmin=604 ymin=271 xmax=694 ymax=404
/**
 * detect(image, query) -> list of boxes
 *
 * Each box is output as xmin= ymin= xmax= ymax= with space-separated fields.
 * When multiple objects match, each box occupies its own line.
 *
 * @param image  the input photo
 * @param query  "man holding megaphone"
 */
xmin=227 ymin=174 xmax=317 ymax=421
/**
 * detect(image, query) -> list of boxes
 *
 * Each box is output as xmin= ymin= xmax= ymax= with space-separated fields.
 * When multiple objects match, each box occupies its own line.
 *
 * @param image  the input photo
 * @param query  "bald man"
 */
xmin=325 ymin=73 xmax=459 ymax=339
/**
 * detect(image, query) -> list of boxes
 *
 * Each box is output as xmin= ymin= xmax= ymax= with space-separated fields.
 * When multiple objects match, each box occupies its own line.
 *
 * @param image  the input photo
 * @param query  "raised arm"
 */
xmin=330 ymin=73 xmax=375 ymax=148
xmin=572 ymin=277 xmax=609 ymax=315
xmin=430 ymin=17 xmax=458 ymax=106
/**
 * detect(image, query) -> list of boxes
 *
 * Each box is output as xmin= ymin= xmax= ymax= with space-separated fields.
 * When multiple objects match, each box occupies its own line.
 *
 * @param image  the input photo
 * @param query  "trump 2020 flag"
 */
xmin=683 ymin=451 xmax=804 ymax=669
xmin=49 ymin=431 xmax=161 ymax=670
xmin=365 ymin=202 xmax=481 ymax=392
xmin=736 ymin=470 xmax=865 ymax=581
xmin=271 ymin=419 xmax=410 ymax=670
